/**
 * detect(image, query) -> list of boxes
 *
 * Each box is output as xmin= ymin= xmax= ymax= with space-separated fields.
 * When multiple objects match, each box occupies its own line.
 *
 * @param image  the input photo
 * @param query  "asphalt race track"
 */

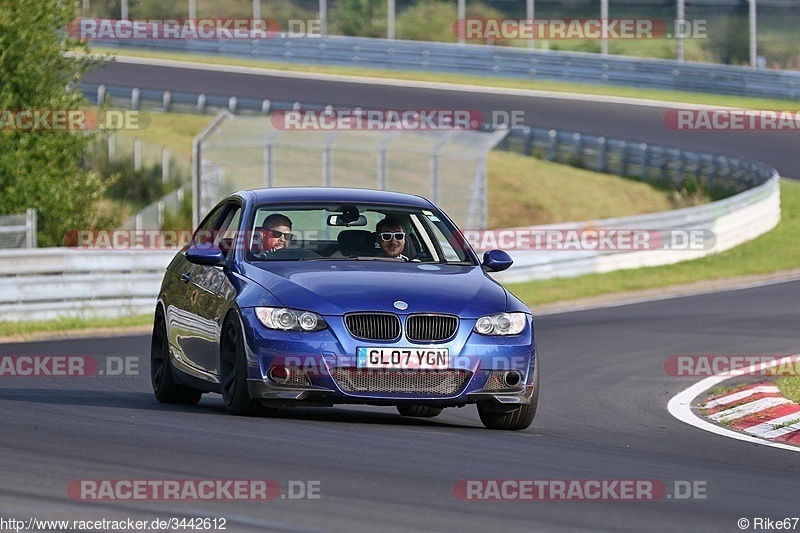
xmin=1 ymin=61 xmax=798 ymax=532
xmin=86 ymin=60 xmax=800 ymax=177
xmin=2 ymin=281 xmax=799 ymax=531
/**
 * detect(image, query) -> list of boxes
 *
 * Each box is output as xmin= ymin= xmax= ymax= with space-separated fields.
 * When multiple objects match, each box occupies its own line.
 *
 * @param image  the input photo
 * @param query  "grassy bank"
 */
xmin=0 ymin=314 xmax=153 ymax=340
xmin=507 ymin=179 xmax=799 ymax=307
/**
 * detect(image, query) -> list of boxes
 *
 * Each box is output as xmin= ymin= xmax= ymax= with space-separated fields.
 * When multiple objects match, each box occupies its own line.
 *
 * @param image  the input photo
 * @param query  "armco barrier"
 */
xmin=103 ymin=34 xmax=800 ymax=100
xmin=490 ymin=174 xmax=780 ymax=283
xmin=0 ymin=248 xmax=175 ymax=322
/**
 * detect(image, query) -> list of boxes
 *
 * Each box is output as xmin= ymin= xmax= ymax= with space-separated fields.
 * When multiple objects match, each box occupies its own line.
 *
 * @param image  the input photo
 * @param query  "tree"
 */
xmin=0 ymin=0 xmax=111 ymax=247
xmin=702 ymin=14 xmax=750 ymax=65
xmin=331 ymin=0 xmax=386 ymax=38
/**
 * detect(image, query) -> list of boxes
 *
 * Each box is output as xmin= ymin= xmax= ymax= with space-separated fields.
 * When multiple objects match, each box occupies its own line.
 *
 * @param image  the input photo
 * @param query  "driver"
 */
xmin=256 ymin=214 xmax=293 ymax=257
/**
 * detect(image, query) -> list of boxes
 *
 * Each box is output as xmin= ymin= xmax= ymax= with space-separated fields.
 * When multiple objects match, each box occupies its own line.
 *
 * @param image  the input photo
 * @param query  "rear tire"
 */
xmin=151 ymin=309 xmax=203 ymax=405
xmin=220 ymin=315 xmax=275 ymax=417
xmin=396 ymin=405 xmax=443 ymax=418
xmin=477 ymin=363 xmax=539 ymax=431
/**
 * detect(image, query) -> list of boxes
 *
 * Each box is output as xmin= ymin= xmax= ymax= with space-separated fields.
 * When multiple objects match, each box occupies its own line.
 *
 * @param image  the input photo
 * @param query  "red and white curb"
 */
xmin=703 ymin=383 xmax=800 ymax=444
xmin=668 ymin=354 xmax=800 ymax=453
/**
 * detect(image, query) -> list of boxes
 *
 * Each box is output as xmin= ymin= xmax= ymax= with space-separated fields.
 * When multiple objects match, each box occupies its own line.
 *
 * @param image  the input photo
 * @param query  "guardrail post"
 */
xmin=573 ymin=133 xmax=583 ymax=165
xmin=378 ymin=147 xmax=388 ymax=190
xmin=262 ymin=99 xmax=271 ymax=115
xmin=134 ymin=138 xmax=142 ymax=171
xmin=162 ymin=147 xmax=170 ymax=183
xmin=108 ymin=131 xmax=116 ymax=162
xmin=157 ymin=200 xmax=165 ymax=230
xmin=228 ymin=96 xmax=238 ymax=114
xmin=131 ymin=87 xmax=140 ymax=110
xmin=523 ymin=127 xmax=532 ymax=156
xmin=547 ymin=129 xmax=558 ymax=161
xmin=163 ymin=91 xmax=172 ymax=112
xmin=97 ymin=84 xmax=106 ymax=105
xmin=263 ymin=142 xmax=274 ymax=188
xmin=477 ymin=155 xmax=487 ymax=229
xmin=641 ymin=143 xmax=649 ymax=180
xmin=430 ymin=152 xmax=439 ymax=203
xmin=196 ymin=94 xmax=206 ymax=114
xmin=619 ymin=141 xmax=628 ymax=176
xmin=597 ymin=137 xmax=607 ymax=172
xmin=25 ymin=208 xmax=37 ymax=249
xmin=322 ymin=145 xmax=333 ymax=187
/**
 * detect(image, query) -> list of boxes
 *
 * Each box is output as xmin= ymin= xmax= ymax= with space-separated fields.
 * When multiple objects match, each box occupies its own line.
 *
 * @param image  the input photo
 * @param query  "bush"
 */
xmin=397 ymin=0 xmax=507 ymax=44
xmin=87 ymin=137 xmax=188 ymax=208
xmin=702 ymin=15 xmax=751 ymax=65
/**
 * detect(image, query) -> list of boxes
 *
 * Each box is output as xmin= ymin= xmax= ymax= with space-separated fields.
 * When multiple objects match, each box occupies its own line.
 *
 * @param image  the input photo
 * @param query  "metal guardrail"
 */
xmin=491 ymin=174 xmax=781 ymax=283
xmin=0 ymin=248 xmax=175 ymax=321
xmin=103 ymin=35 xmax=800 ymax=100
xmin=501 ymin=128 xmax=774 ymax=196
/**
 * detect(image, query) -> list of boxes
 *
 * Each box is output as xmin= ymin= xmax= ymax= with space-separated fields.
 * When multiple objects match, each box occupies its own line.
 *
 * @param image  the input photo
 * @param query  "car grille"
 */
xmin=345 ymin=313 xmax=401 ymax=340
xmin=330 ymin=369 xmax=470 ymax=395
xmin=406 ymin=314 xmax=458 ymax=342
xmin=344 ymin=313 xmax=458 ymax=341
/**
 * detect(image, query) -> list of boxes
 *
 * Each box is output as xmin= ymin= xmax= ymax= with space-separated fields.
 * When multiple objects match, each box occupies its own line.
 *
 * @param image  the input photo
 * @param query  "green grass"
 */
xmin=487 ymin=151 xmax=703 ymax=228
xmin=107 ymin=109 xmax=213 ymax=166
xmin=0 ymin=314 xmax=153 ymax=339
xmin=506 ymin=179 xmax=800 ymax=307
xmin=777 ymin=377 xmax=800 ymax=404
xmin=706 ymin=383 xmax=749 ymax=399
xmin=93 ymin=46 xmax=798 ymax=111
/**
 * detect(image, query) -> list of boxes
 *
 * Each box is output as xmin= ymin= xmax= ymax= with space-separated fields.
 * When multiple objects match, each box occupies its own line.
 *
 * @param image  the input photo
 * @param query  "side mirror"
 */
xmin=185 ymin=243 xmax=226 ymax=267
xmin=482 ymin=250 xmax=513 ymax=272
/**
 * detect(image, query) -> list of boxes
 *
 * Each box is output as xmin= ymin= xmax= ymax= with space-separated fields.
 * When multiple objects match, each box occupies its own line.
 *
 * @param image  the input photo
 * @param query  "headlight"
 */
xmin=473 ymin=312 xmax=527 ymax=336
xmin=255 ymin=307 xmax=327 ymax=332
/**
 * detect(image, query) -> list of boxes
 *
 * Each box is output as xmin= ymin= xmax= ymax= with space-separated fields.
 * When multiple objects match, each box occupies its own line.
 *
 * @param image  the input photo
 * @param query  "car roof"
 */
xmin=233 ymin=187 xmax=436 ymax=208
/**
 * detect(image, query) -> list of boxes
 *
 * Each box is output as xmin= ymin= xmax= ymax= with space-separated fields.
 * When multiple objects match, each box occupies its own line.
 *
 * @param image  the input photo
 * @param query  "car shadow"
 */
xmin=0 ymin=387 xmax=480 ymax=428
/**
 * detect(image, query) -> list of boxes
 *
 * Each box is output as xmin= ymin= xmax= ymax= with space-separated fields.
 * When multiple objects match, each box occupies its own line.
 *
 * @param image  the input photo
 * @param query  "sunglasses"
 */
xmin=263 ymin=228 xmax=294 ymax=240
xmin=379 ymin=232 xmax=405 ymax=241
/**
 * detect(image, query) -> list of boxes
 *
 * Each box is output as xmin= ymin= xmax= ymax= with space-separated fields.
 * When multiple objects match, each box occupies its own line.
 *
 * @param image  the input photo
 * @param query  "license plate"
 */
xmin=356 ymin=347 xmax=450 ymax=370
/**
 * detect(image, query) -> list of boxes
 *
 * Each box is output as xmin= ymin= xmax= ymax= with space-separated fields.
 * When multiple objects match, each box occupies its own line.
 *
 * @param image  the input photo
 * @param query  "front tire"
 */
xmin=396 ymin=405 xmax=443 ymax=418
xmin=477 ymin=363 xmax=539 ymax=430
xmin=151 ymin=309 xmax=203 ymax=405
xmin=220 ymin=314 xmax=273 ymax=416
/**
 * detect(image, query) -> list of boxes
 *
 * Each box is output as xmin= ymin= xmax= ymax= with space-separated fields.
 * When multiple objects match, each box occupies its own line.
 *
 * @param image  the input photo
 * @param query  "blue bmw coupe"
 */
xmin=151 ymin=187 xmax=538 ymax=430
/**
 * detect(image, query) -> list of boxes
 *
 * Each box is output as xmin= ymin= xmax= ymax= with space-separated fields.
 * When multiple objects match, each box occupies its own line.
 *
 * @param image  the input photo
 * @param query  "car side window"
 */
xmin=215 ymin=205 xmax=242 ymax=260
xmin=192 ymin=204 xmax=225 ymax=246
xmin=192 ymin=202 xmax=242 ymax=258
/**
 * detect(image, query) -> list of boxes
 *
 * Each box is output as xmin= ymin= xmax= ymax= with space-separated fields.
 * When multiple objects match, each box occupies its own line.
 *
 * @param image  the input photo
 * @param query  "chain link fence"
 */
xmin=194 ymin=112 xmax=508 ymax=229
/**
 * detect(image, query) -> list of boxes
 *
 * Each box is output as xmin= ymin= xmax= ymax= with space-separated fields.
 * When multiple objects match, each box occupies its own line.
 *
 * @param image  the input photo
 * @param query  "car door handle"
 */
xmin=181 ymin=273 xmax=191 ymax=284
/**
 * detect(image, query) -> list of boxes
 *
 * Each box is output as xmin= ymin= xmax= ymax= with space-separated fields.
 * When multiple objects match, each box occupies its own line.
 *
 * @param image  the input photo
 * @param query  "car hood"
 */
xmin=240 ymin=261 xmax=508 ymax=317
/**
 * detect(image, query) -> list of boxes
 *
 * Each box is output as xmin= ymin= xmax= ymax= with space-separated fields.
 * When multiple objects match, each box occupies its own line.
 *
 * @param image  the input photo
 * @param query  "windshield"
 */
xmin=245 ymin=203 xmax=476 ymax=265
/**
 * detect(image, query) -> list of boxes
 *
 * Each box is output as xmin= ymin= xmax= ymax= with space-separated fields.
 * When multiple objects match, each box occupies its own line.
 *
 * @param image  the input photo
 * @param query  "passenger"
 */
xmin=376 ymin=217 xmax=408 ymax=260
